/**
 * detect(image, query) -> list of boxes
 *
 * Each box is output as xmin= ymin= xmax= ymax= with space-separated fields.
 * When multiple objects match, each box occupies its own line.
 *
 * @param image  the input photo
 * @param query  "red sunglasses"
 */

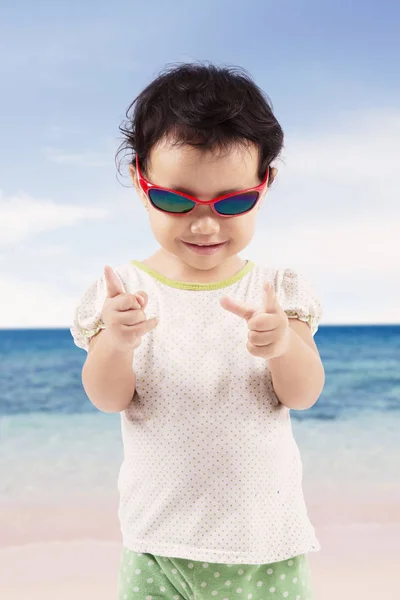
xmin=135 ymin=155 xmax=269 ymax=217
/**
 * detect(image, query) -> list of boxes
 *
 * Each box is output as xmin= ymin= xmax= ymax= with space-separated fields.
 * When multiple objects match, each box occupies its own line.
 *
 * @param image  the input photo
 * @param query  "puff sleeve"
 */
xmin=69 ymin=273 xmax=108 ymax=352
xmin=275 ymin=268 xmax=323 ymax=337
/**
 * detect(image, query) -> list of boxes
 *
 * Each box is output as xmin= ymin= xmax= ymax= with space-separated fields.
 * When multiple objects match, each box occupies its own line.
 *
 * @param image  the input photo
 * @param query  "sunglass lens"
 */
xmin=215 ymin=192 xmax=259 ymax=216
xmin=148 ymin=189 xmax=195 ymax=213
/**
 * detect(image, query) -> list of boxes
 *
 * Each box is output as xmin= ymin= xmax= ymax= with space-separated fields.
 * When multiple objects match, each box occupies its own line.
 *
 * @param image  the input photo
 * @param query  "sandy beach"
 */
xmin=1 ymin=525 xmax=399 ymax=600
xmin=1 ymin=497 xmax=399 ymax=600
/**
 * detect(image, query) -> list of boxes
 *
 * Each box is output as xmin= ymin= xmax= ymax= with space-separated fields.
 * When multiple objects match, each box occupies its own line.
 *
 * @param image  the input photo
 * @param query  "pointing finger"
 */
xmin=220 ymin=296 xmax=260 ymax=321
xmin=104 ymin=265 xmax=125 ymax=298
xmin=263 ymin=281 xmax=279 ymax=313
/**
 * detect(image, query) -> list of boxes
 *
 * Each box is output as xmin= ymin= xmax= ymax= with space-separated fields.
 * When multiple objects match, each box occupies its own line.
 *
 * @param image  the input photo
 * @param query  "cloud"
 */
xmin=0 ymin=190 xmax=109 ymax=245
xmin=249 ymin=218 xmax=399 ymax=277
xmin=0 ymin=275 xmax=78 ymax=328
xmin=256 ymin=108 xmax=400 ymax=275
xmin=282 ymin=108 xmax=400 ymax=181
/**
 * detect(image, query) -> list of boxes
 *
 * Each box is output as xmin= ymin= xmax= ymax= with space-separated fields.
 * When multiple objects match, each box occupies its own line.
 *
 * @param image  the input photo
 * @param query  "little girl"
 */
xmin=70 ymin=62 xmax=324 ymax=600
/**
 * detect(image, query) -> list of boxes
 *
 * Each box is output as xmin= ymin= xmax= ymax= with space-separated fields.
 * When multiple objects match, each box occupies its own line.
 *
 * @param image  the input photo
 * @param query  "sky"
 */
xmin=0 ymin=0 xmax=399 ymax=328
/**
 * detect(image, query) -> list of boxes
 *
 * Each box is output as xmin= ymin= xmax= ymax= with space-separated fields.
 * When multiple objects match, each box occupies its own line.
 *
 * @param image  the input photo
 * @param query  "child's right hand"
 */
xmin=102 ymin=265 xmax=159 ymax=352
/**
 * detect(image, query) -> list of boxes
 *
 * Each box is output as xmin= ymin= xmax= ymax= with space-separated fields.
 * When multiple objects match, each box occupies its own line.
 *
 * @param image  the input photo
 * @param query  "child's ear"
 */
xmin=129 ymin=164 xmax=139 ymax=190
xmin=269 ymin=167 xmax=278 ymax=186
xmin=129 ymin=164 xmax=149 ymax=211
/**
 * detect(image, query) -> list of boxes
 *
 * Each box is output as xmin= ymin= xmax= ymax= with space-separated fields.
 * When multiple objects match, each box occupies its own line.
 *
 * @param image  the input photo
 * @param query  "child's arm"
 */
xmin=82 ymin=329 xmax=135 ymax=413
xmin=268 ymin=319 xmax=325 ymax=410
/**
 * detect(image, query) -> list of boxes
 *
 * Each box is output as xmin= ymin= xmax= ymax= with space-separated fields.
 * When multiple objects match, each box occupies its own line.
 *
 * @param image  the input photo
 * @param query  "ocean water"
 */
xmin=1 ymin=325 xmax=399 ymax=504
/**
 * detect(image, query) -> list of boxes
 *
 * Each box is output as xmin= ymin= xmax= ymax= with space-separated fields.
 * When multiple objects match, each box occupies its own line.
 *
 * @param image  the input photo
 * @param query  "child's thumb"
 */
xmin=135 ymin=291 xmax=148 ymax=309
xmin=104 ymin=265 xmax=125 ymax=298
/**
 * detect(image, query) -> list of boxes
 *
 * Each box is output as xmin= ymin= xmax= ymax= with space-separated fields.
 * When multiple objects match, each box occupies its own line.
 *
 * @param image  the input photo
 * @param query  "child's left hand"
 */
xmin=220 ymin=282 xmax=291 ymax=359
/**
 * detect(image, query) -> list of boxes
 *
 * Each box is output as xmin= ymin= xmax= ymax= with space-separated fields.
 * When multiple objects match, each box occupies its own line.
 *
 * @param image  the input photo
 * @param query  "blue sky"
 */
xmin=0 ymin=0 xmax=399 ymax=327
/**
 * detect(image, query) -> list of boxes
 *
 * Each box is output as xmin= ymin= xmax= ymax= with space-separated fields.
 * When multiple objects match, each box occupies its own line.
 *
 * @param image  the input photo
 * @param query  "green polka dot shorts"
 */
xmin=118 ymin=548 xmax=314 ymax=600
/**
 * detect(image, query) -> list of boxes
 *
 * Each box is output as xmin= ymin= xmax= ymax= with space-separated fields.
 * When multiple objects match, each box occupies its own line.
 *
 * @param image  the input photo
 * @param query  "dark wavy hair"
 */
xmin=115 ymin=61 xmax=284 ymax=185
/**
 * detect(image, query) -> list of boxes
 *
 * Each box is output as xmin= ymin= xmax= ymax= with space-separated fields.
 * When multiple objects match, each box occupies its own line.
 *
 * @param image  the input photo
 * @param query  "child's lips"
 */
xmin=182 ymin=241 xmax=228 ymax=255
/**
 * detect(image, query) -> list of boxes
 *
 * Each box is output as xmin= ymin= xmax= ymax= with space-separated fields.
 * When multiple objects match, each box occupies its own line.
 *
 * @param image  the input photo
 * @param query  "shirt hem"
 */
xmin=120 ymin=538 xmax=321 ymax=564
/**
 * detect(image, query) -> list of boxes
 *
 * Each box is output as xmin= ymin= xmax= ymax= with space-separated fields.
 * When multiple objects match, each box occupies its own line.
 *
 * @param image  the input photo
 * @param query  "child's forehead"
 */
xmin=147 ymin=141 xmax=260 ymax=192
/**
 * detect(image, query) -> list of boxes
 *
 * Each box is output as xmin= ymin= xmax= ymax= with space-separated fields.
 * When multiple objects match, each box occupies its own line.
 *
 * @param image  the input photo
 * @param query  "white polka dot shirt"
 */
xmin=70 ymin=259 xmax=323 ymax=564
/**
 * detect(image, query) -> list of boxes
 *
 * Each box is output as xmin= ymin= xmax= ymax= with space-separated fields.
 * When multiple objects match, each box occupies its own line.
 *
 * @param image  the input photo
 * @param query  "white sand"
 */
xmin=1 ymin=523 xmax=399 ymax=600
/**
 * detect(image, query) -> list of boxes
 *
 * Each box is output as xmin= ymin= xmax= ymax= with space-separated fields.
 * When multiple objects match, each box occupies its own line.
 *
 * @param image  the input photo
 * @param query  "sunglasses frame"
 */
xmin=135 ymin=155 xmax=270 ymax=217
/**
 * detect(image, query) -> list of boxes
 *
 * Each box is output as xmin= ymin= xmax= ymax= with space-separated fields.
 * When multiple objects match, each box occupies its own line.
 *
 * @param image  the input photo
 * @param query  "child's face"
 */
xmin=130 ymin=139 xmax=276 ymax=273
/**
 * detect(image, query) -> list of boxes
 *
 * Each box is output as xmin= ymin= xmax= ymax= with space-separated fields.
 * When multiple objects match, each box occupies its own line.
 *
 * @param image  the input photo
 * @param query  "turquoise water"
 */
xmin=1 ymin=325 xmax=399 ymax=503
